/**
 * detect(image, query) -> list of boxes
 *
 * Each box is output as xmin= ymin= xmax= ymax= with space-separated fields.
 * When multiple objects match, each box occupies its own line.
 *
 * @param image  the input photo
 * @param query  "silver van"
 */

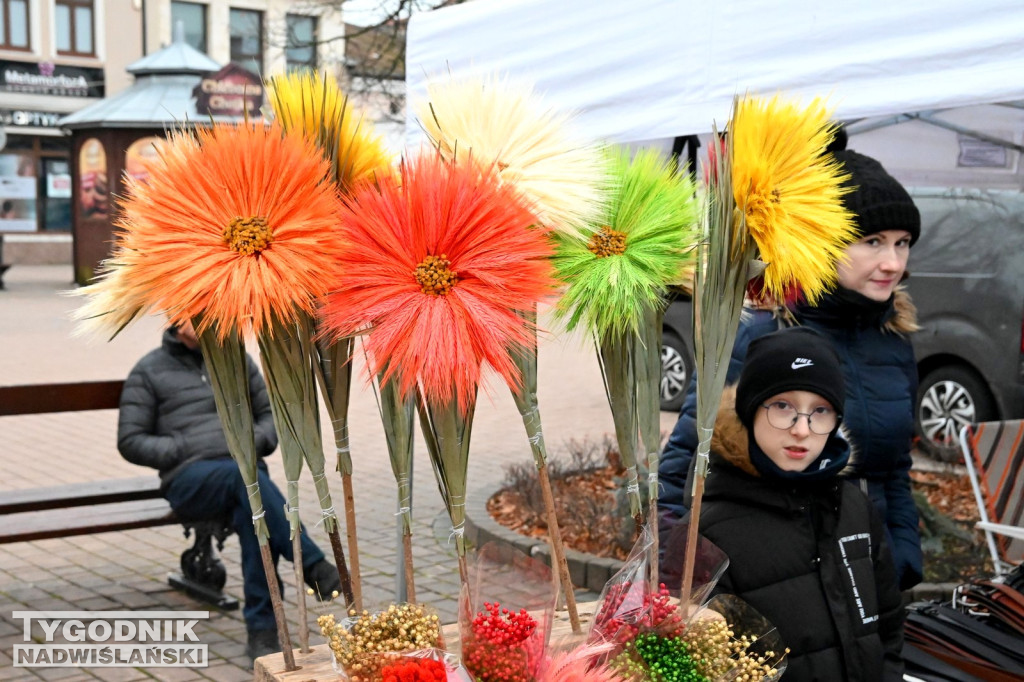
xmin=906 ymin=188 xmax=1024 ymax=460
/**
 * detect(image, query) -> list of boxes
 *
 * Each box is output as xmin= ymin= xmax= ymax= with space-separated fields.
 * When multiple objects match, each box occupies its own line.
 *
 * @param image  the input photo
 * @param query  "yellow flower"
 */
xmin=268 ymin=71 xmax=393 ymax=192
xmin=731 ymin=95 xmax=857 ymax=303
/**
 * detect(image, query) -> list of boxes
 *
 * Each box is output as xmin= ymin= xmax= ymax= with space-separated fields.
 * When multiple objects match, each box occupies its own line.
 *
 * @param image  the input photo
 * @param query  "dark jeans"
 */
xmin=164 ymin=458 xmax=325 ymax=632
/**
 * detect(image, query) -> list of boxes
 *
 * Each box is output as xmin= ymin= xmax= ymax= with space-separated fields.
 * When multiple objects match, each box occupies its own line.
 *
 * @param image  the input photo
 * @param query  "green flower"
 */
xmin=553 ymin=146 xmax=700 ymax=338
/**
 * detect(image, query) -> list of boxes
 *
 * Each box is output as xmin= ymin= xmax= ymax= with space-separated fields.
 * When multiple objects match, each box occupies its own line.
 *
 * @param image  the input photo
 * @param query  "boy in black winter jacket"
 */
xmin=698 ymin=327 xmax=904 ymax=681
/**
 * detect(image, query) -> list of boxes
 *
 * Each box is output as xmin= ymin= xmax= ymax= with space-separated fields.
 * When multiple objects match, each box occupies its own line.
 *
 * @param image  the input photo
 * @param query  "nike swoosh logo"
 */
xmin=791 ymin=359 xmax=813 ymax=369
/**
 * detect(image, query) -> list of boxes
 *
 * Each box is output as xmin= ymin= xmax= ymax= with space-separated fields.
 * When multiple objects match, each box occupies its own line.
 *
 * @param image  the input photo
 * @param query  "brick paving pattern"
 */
xmin=0 ymin=265 xmax=679 ymax=680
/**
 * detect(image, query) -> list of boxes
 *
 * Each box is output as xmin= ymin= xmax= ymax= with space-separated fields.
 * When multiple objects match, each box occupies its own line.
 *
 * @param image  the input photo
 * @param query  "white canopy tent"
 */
xmin=405 ymin=0 xmax=1024 ymax=146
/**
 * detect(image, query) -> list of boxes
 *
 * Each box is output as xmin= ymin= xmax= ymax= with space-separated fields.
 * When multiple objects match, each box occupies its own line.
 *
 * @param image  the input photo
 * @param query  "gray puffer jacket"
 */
xmin=117 ymin=328 xmax=277 ymax=488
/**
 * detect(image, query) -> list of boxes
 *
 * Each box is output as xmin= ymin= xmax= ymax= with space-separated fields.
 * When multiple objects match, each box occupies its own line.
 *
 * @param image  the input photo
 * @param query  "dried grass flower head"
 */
xmin=417 ymin=73 xmax=606 ymax=239
xmin=730 ymin=94 xmax=857 ymax=304
xmin=80 ymin=122 xmax=344 ymax=340
xmin=553 ymin=146 xmax=700 ymax=338
xmin=268 ymin=70 xmax=393 ymax=192
xmin=320 ymin=152 xmax=558 ymax=411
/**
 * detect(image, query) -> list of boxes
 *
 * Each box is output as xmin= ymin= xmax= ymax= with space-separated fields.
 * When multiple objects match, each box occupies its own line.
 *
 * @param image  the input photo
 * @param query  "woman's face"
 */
xmin=836 ymin=230 xmax=912 ymax=301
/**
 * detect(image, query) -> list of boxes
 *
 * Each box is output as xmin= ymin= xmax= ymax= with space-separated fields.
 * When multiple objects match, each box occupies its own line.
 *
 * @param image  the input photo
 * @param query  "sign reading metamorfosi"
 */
xmin=0 ymin=59 xmax=105 ymax=98
xmin=193 ymin=64 xmax=263 ymax=118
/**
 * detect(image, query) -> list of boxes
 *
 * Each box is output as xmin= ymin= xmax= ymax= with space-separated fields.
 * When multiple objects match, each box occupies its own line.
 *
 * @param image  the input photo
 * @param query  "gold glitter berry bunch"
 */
xmin=681 ymin=618 xmax=788 ymax=681
xmin=317 ymin=604 xmax=441 ymax=680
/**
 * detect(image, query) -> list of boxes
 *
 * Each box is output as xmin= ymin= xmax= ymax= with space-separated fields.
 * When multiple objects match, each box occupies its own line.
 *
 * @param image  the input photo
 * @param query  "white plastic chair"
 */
xmin=959 ymin=421 xmax=1024 ymax=576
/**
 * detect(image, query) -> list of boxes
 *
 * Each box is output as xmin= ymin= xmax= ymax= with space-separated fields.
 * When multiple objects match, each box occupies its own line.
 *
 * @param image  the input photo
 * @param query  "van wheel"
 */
xmin=660 ymin=331 xmax=693 ymax=412
xmin=916 ymin=365 xmax=997 ymax=462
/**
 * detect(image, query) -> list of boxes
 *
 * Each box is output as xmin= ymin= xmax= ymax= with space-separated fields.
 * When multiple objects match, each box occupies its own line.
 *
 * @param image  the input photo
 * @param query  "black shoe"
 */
xmin=246 ymin=628 xmax=281 ymax=666
xmin=304 ymin=559 xmax=342 ymax=601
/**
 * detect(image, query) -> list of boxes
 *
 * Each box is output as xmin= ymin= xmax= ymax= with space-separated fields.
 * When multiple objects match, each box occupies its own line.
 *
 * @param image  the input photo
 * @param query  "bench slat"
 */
xmin=0 ymin=499 xmax=177 ymax=544
xmin=0 ymin=380 xmax=125 ymax=416
xmin=0 ymin=476 xmax=162 ymax=514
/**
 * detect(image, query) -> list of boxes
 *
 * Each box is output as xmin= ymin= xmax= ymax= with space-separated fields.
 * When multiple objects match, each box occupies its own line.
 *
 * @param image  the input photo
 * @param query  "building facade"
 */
xmin=1 ymin=0 xmax=140 ymax=235
xmin=0 ymin=0 xmax=344 ymax=239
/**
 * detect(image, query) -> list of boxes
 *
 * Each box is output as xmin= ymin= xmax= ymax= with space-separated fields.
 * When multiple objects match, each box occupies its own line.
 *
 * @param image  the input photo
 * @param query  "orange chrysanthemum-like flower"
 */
xmin=320 ymin=153 xmax=557 ymax=411
xmin=92 ymin=122 xmax=343 ymax=339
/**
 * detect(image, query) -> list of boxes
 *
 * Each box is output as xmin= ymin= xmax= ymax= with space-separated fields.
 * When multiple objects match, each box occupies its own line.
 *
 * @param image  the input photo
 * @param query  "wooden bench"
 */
xmin=0 ymin=380 xmax=238 ymax=609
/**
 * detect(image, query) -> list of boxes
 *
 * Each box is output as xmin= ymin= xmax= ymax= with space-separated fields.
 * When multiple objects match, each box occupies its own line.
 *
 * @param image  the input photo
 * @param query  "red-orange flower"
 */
xmin=320 ymin=153 xmax=556 ymax=411
xmin=85 ymin=122 xmax=343 ymax=339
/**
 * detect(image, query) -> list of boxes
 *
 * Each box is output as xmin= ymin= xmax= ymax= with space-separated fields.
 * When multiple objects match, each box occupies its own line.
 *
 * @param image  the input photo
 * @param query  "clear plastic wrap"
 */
xmin=458 ymin=542 xmax=557 ymax=682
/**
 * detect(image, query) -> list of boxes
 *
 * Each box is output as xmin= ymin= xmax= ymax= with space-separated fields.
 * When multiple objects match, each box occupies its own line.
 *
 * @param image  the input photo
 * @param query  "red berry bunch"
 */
xmin=380 ymin=657 xmax=448 ymax=682
xmin=594 ymin=582 xmax=684 ymax=643
xmin=462 ymin=602 xmax=542 ymax=682
xmin=472 ymin=602 xmax=537 ymax=646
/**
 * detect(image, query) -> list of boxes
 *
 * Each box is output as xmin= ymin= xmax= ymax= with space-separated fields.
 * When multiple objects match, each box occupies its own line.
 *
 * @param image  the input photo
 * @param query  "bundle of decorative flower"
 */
xmin=553 ymin=145 xmax=700 ymax=577
xmin=346 ymin=648 xmax=470 ymax=682
xmin=380 ymin=657 xmax=447 ymax=682
xmin=319 ymin=153 xmax=558 ymax=587
xmin=415 ymin=71 xmax=606 ymax=633
xmin=318 ymin=604 xmax=442 ymax=681
xmin=592 ymin=582 xmax=685 ymax=646
xmin=680 ymin=616 xmax=786 ymax=681
xmin=456 ymin=542 xmax=556 ymax=682
xmin=74 ymin=120 xmax=346 ymax=670
xmin=268 ymin=70 xmax=396 ymax=611
xmin=461 ymin=602 xmax=543 ymax=682
xmin=535 ymin=644 xmax=629 ymax=682
xmin=680 ymin=94 xmax=856 ymax=605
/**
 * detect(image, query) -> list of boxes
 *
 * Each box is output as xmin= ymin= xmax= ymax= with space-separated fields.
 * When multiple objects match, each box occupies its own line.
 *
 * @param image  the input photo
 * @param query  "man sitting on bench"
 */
xmin=117 ymin=320 xmax=341 ymax=664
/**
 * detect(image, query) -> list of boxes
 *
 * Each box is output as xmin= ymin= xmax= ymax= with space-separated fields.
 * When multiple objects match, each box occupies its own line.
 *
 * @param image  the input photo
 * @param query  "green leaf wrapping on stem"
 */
xmin=195 ymin=322 xmax=269 ymax=544
xmin=416 ymin=386 xmax=476 ymax=558
xmin=692 ymin=122 xmax=758 ymax=490
xmin=596 ymin=331 xmax=642 ymax=518
xmin=636 ymin=302 xmax=666 ymax=505
xmin=371 ymin=366 xmax=416 ymax=535
xmin=258 ymin=317 xmax=307 ymax=539
xmin=258 ymin=312 xmax=337 ymax=535
xmin=510 ymin=306 xmax=548 ymax=468
xmin=314 ymin=335 xmax=355 ymax=477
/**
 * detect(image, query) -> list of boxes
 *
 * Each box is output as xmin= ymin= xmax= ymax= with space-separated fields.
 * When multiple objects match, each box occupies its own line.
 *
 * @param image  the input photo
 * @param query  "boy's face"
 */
xmin=752 ymin=390 xmax=835 ymax=472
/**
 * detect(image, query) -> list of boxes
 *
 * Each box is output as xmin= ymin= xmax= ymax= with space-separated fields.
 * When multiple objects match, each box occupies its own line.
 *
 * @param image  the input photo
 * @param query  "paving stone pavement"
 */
xmin=0 ymin=266 xmax=679 ymax=680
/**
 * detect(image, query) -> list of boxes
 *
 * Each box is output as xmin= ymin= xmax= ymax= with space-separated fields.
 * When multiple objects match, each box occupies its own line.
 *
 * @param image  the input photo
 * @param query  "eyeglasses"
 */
xmin=761 ymin=400 xmax=839 ymax=435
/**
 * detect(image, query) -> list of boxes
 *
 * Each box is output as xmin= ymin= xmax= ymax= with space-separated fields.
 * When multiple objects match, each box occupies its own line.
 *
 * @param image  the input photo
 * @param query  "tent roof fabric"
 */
xmin=405 ymin=0 xmax=1024 ymax=145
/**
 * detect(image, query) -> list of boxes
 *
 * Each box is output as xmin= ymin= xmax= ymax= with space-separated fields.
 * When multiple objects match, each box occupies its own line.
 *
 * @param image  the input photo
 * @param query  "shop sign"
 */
xmin=0 ymin=59 xmax=104 ymax=98
xmin=0 ymin=109 xmax=64 ymax=128
xmin=193 ymin=64 xmax=263 ymax=117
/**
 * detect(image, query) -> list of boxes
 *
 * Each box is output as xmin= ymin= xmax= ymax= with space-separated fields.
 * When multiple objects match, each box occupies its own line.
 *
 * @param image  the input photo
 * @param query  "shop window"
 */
xmin=171 ymin=1 xmax=207 ymax=54
xmin=285 ymin=14 xmax=317 ymax=72
xmin=0 ymin=152 xmax=37 ymax=232
xmin=1 ymin=0 xmax=31 ymax=50
xmin=56 ymin=0 xmax=95 ymax=56
xmin=229 ymin=7 xmax=262 ymax=76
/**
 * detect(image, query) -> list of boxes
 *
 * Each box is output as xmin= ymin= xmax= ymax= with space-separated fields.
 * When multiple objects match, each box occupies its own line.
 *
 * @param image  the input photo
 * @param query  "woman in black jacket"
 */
xmin=700 ymin=328 xmax=904 ymax=682
xmin=660 ymin=140 xmax=923 ymax=591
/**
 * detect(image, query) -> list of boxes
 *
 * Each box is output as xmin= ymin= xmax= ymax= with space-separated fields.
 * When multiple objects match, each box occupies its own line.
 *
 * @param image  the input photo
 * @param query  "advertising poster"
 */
xmin=125 ymin=136 xmax=167 ymax=185
xmin=79 ymin=138 xmax=108 ymax=219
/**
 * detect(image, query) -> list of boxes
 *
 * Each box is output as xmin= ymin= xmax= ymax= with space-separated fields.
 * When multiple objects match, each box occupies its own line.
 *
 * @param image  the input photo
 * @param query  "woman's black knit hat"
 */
xmin=828 ymin=127 xmax=921 ymax=245
xmin=735 ymin=327 xmax=846 ymax=429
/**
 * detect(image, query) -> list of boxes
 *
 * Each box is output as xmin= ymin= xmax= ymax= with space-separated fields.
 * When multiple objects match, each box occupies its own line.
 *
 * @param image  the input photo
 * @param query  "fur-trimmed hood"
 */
xmin=709 ymin=386 xmax=759 ymax=476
